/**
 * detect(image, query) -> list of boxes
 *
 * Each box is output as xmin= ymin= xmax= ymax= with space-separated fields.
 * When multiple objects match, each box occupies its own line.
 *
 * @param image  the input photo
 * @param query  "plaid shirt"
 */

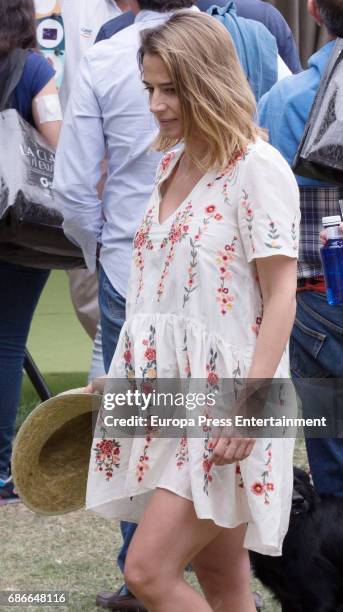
xmin=298 ymin=186 xmax=343 ymax=279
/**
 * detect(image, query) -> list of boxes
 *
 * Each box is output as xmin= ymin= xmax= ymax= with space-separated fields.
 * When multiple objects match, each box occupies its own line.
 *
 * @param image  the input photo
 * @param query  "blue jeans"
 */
xmin=290 ymin=290 xmax=343 ymax=497
xmin=98 ymin=265 xmax=137 ymax=580
xmin=0 ymin=262 xmax=50 ymax=479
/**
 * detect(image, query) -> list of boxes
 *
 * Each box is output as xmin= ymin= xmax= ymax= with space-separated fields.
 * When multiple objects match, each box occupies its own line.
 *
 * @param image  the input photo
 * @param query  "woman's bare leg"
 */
xmin=124 ymin=488 xmax=222 ymax=612
xmin=192 ymin=525 xmax=256 ymax=611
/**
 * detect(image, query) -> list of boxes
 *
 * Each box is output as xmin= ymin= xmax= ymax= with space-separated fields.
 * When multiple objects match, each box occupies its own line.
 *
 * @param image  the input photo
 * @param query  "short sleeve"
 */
xmin=237 ymin=140 xmax=300 ymax=263
xmin=12 ymin=50 xmax=56 ymax=124
xmin=24 ymin=51 xmax=56 ymax=99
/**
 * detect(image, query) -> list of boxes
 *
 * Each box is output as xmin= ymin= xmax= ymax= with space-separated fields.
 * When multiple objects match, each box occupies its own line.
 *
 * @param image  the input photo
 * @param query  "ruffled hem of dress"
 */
xmin=86 ymin=484 xmax=288 ymax=557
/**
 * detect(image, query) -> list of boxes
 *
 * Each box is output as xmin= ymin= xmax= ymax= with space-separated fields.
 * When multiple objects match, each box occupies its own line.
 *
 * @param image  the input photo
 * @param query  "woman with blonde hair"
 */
xmin=87 ymin=11 xmax=300 ymax=611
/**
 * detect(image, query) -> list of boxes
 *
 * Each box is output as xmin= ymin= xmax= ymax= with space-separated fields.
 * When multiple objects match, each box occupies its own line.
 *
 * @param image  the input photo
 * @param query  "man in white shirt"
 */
xmin=36 ymin=0 xmax=130 ymax=381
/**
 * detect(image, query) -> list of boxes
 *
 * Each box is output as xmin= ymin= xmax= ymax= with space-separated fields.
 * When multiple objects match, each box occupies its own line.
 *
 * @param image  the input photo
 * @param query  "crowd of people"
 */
xmin=1 ymin=0 xmax=343 ymax=610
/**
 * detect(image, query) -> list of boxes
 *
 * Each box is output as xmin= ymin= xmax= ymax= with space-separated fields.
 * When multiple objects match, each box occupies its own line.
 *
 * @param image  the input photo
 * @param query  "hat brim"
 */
xmin=12 ymin=391 xmax=102 ymax=515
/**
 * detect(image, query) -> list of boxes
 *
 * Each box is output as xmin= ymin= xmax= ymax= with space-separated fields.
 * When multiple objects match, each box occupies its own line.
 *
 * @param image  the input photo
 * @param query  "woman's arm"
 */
xmin=209 ymin=254 xmax=297 ymax=466
xmin=32 ymin=78 xmax=62 ymax=150
xmin=248 ymin=255 xmax=297 ymax=379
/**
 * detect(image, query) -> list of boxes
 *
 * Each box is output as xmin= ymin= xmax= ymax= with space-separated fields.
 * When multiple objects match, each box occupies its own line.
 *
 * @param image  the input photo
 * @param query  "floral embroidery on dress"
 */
xmin=291 ymin=215 xmax=298 ymax=251
xmin=206 ymin=149 xmax=247 ymax=191
xmin=241 ymin=189 xmax=255 ymax=253
xmin=176 ymin=436 xmax=189 ymax=470
xmin=157 ymin=203 xmax=193 ymax=302
xmin=251 ymin=316 xmax=262 ymax=336
xmin=222 ymin=179 xmax=231 ymax=207
xmin=202 ymin=410 xmax=213 ymax=496
xmin=236 ymin=463 xmax=244 ymax=488
xmin=135 ymin=326 xmax=158 ymax=483
xmin=206 ymin=348 xmax=220 ymax=392
xmin=183 ymin=205 xmax=223 ymax=307
xmin=136 ymin=425 xmax=153 ymax=483
xmin=182 ymin=330 xmax=191 ymax=378
xmin=155 ymin=151 xmax=177 ymax=184
xmin=201 ymin=346 xmax=222 ymax=495
xmin=250 ymin=442 xmax=274 ymax=505
xmin=140 ymin=325 xmax=157 ymax=382
xmin=264 ymin=215 xmax=282 ymax=250
xmin=216 ymin=235 xmax=238 ymax=315
xmin=123 ymin=331 xmax=135 ymax=382
xmin=134 ymin=207 xmax=154 ymax=302
xmin=94 ymin=439 xmax=121 ymax=481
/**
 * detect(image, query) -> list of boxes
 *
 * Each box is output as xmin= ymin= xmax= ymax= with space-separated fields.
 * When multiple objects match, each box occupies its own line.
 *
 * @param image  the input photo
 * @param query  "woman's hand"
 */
xmin=208 ymin=433 xmax=256 ymax=466
xmin=320 ymin=222 xmax=343 ymax=245
xmin=84 ymin=376 xmax=107 ymax=394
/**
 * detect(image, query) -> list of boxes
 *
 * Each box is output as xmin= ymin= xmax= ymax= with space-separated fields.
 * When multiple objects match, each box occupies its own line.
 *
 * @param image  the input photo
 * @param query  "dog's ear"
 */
xmin=293 ymin=467 xmax=320 ymax=509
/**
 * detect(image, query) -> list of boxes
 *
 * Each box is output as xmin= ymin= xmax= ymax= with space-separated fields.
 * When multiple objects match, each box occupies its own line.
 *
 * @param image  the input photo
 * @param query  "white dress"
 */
xmin=86 ymin=138 xmax=300 ymax=556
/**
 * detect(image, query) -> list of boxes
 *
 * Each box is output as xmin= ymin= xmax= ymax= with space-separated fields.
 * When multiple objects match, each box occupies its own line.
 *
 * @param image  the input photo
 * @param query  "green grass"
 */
xmin=1 ymin=377 xmax=308 ymax=612
xmin=27 ymin=271 xmax=93 ymax=374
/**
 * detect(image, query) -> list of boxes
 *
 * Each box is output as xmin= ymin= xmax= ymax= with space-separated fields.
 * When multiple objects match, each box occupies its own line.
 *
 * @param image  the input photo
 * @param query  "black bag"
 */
xmin=0 ymin=50 xmax=84 ymax=269
xmin=292 ymin=38 xmax=343 ymax=185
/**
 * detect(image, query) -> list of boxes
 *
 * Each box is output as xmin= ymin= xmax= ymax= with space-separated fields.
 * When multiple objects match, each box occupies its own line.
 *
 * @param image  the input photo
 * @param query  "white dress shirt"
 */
xmin=59 ymin=0 xmax=122 ymax=110
xmin=53 ymin=11 xmax=173 ymax=298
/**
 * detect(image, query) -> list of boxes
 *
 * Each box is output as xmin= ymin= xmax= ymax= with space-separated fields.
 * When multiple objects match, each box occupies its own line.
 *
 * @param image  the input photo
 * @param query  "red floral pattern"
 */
xmin=206 ymin=348 xmax=220 ymax=392
xmin=140 ymin=325 xmax=157 ymax=381
xmin=135 ymin=326 xmax=158 ymax=483
xmin=123 ymin=332 xmax=135 ymax=382
xmin=250 ymin=442 xmax=275 ymax=505
xmin=251 ymin=315 xmax=262 ymax=337
xmin=155 ymin=151 xmax=177 ymax=184
xmin=183 ymin=205 xmax=222 ymax=307
xmin=236 ymin=463 xmax=244 ymax=488
xmin=94 ymin=438 xmax=121 ymax=481
xmin=176 ymin=436 xmax=189 ymax=470
xmin=157 ymin=203 xmax=193 ymax=302
xmin=134 ymin=208 xmax=154 ymax=302
xmin=136 ymin=425 xmax=153 ymax=483
xmin=202 ymin=410 xmax=214 ymax=496
xmin=202 ymin=348 xmax=220 ymax=495
xmin=216 ymin=236 xmax=238 ymax=315
xmin=206 ymin=150 xmax=247 ymax=191
xmin=241 ymin=189 xmax=255 ymax=254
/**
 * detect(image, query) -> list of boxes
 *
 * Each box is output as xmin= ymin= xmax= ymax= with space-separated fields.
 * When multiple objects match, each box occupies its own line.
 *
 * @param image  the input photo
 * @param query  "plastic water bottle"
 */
xmin=320 ymin=215 xmax=343 ymax=305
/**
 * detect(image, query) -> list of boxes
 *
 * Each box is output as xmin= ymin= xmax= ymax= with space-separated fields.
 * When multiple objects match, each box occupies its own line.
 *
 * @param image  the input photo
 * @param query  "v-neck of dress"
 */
xmin=156 ymin=148 xmax=211 ymax=228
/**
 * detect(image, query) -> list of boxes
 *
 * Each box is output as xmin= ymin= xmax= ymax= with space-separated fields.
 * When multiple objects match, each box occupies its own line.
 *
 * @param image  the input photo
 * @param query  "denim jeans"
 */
xmin=290 ymin=290 xmax=343 ymax=497
xmin=87 ymin=320 xmax=106 ymax=383
xmin=0 ymin=261 xmax=50 ymax=479
xmin=98 ymin=264 xmax=137 ymax=580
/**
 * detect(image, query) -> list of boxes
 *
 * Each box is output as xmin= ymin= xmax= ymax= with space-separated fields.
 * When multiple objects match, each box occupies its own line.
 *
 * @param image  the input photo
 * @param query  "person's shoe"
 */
xmin=253 ymin=591 xmax=263 ymax=610
xmin=0 ymin=476 xmax=20 ymax=506
xmin=96 ymin=586 xmax=262 ymax=611
xmin=96 ymin=587 xmax=147 ymax=611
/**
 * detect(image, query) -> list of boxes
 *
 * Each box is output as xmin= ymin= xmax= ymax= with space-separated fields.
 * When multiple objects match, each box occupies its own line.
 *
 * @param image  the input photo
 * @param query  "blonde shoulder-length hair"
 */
xmin=138 ymin=10 xmax=264 ymax=172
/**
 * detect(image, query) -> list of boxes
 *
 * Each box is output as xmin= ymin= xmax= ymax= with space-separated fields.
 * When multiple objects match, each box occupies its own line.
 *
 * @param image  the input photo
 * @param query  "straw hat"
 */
xmin=12 ymin=389 xmax=102 ymax=515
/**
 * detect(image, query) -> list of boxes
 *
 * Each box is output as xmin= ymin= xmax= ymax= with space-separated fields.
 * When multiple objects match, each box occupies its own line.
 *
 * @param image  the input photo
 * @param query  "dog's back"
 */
xmin=250 ymin=468 xmax=343 ymax=612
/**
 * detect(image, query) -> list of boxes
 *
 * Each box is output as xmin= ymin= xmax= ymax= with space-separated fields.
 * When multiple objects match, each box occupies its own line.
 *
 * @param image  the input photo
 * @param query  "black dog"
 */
xmin=250 ymin=468 xmax=343 ymax=612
